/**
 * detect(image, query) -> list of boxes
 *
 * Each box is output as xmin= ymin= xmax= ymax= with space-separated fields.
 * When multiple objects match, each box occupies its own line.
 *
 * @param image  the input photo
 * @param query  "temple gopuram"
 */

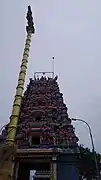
xmin=0 ymin=6 xmax=79 ymax=180
xmin=0 ymin=73 xmax=79 ymax=180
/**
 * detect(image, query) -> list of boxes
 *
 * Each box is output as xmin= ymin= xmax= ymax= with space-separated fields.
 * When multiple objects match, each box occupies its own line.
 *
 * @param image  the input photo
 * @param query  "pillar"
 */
xmin=51 ymin=156 xmax=57 ymax=180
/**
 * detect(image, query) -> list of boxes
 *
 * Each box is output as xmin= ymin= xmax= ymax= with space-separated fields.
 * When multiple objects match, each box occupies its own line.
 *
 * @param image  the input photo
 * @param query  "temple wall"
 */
xmin=57 ymin=154 xmax=79 ymax=180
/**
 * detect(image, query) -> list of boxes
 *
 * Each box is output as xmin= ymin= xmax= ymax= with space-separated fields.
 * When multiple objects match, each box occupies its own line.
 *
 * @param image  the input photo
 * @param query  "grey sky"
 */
xmin=0 ymin=0 xmax=101 ymax=152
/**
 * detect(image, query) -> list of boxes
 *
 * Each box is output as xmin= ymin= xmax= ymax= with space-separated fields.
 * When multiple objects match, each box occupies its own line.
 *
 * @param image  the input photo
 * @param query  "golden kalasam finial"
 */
xmin=26 ymin=6 xmax=35 ymax=34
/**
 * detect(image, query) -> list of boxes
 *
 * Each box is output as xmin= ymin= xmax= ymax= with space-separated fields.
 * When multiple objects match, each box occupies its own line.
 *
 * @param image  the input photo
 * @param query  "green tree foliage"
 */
xmin=78 ymin=145 xmax=101 ymax=180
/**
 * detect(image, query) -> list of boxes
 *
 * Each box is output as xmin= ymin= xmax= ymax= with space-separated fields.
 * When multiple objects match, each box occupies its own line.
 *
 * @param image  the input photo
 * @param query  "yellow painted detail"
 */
xmin=51 ymin=156 xmax=57 ymax=180
xmin=6 ymin=32 xmax=32 ymax=145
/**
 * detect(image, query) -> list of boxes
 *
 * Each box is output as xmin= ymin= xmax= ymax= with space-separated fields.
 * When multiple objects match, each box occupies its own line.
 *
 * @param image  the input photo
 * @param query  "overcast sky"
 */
xmin=0 ymin=0 xmax=101 ymax=152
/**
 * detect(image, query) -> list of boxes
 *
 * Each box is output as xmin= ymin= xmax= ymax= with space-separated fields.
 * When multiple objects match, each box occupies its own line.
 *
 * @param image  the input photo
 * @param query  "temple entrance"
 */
xmin=17 ymin=161 xmax=50 ymax=180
